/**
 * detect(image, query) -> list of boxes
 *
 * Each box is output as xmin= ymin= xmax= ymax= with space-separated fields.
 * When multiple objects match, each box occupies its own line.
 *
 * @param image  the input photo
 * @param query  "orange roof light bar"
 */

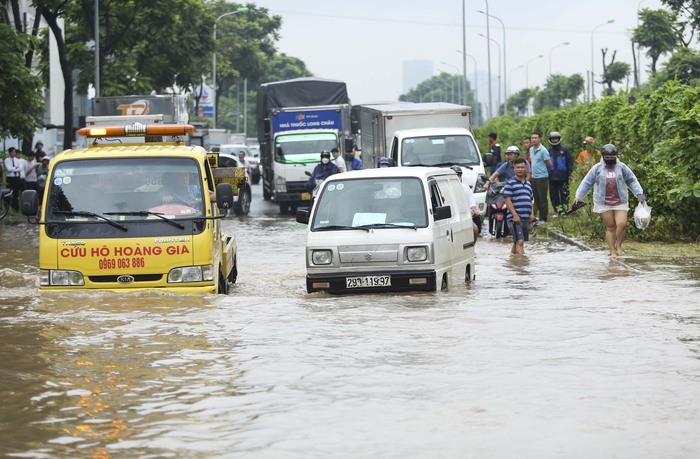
xmin=78 ymin=124 xmax=195 ymax=137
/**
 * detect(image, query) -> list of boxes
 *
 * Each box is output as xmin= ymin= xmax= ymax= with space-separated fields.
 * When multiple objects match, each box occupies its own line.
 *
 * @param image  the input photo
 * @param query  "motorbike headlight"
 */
xmin=311 ymin=250 xmax=332 ymax=265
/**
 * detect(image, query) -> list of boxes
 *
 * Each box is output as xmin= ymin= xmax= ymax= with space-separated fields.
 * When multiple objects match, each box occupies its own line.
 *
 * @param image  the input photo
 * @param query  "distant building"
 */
xmin=402 ymin=60 xmax=433 ymax=93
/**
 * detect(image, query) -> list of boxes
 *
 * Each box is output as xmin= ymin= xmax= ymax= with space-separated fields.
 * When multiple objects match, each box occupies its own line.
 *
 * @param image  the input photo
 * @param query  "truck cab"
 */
xmin=21 ymin=122 xmax=237 ymax=294
xmin=390 ymin=127 xmax=488 ymax=216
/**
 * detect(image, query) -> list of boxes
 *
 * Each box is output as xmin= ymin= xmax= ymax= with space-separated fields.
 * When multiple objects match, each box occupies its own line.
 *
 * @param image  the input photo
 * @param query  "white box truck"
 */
xmin=358 ymin=102 xmax=488 ymax=216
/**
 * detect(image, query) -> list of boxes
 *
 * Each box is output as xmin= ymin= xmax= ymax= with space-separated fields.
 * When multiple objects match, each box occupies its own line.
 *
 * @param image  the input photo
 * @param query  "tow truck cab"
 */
xmin=21 ymin=122 xmax=237 ymax=294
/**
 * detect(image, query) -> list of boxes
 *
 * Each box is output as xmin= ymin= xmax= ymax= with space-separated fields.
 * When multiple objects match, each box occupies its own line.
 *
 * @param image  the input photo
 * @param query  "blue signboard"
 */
xmin=272 ymin=109 xmax=342 ymax=133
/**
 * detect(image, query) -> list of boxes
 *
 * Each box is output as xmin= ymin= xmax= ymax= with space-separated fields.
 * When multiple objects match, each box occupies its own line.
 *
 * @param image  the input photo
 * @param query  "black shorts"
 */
xmin=472 ymin=214 xmax=483 ymax=231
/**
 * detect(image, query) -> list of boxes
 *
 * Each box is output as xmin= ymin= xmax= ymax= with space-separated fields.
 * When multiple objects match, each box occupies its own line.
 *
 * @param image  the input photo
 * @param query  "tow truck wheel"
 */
xmin=233 ymin=186 xmax=251 ymax=216
xmin=218 ymin=267 xmax=229 ymax=295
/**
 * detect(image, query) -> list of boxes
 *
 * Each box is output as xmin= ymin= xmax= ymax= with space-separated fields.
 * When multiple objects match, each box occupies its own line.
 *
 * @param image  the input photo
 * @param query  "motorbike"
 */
xmin=0 ymin=187 xmax=12 ymax=219
xmin=485 ymin=181 xmax=509 ymax=238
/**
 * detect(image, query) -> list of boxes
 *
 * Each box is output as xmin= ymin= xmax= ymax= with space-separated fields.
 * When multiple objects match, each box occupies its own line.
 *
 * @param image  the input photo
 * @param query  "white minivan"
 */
xmin=296 ymin=167 xmax=476 ymax=293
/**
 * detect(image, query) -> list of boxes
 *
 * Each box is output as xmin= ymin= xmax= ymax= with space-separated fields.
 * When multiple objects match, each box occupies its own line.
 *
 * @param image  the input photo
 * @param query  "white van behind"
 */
xmin=296 ymin=167 xmax=476 ymax=293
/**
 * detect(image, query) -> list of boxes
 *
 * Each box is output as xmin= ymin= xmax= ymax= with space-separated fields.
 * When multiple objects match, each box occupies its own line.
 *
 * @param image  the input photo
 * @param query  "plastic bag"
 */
xmin=634 ymin=201 xmax=652 ymax=229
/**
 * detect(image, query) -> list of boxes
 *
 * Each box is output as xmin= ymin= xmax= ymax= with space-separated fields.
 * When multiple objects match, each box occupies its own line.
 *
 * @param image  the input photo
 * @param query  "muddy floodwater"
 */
xmin=1 ymin=186 xmax=699 ymax=458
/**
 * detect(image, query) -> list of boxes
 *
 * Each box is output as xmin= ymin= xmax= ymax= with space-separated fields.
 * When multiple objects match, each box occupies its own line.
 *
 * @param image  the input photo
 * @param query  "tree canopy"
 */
xmin=633 ymin=8 xmax=678 ymax=74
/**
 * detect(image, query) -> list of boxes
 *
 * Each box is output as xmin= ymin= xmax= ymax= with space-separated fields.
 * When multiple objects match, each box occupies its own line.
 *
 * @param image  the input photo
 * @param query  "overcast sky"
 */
xmin=252 ymin=0 xmax=667 ymax=113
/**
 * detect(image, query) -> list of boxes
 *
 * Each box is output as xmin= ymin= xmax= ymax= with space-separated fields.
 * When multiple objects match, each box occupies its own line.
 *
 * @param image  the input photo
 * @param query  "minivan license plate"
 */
xmin=346 ymin=275 xmax=391 ymax=288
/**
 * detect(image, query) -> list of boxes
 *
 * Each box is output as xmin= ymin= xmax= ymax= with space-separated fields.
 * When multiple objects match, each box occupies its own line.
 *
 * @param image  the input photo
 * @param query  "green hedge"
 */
xmin=474 ymin=81 xmax=700 ymax=242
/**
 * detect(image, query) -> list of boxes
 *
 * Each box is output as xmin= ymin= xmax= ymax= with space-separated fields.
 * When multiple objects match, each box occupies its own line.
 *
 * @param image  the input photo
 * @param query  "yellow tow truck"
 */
xmin=21 ymin=121 xmax=239 ymax=294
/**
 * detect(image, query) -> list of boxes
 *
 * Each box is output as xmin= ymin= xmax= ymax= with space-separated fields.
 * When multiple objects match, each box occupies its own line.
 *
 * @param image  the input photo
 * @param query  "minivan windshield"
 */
xmin=46 ymin=157 xmax=205 ymax=221
xmin=275 ymin=132 xmax=338 ymax=164
xmin=312 ymin=177 xmax=427 ymax=230
xmin=401 ymin=134 xmax=480 ymax=166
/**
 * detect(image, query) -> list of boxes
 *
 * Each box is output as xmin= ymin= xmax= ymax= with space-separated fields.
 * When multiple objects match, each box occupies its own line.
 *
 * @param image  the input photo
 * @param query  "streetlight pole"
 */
xmin=549 ymin=42 xmax=570 ymax=75
xmin=478 ymin=33 xmax=501 ymax=115
xmin=94 ymin=0 xmax=99 ymax=97
xmin=483 ymin=0 xmax=492 ymax=120
xmin=212 ymin=7 xmax=249 ymax=129
xmin=590 ymin=19 xmax=615 ymax=101
xmin=477 ymin=9 xmax=507 ymax=115
xmin=508 ymin=64 xmax=524 ymax=97
xmin=441 ymin=61 xmax=463 ymax=103
xmin=456 ymin=50 xmax=479 ymax=123
xmin=525 ymin=54 xmax=544 ymax=90
xmin=462 ymin=0 xmax=468 ymax=106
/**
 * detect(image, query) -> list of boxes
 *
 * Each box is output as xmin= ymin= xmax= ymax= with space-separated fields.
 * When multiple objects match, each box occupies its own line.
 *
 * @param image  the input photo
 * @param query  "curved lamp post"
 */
xmin=212 ymin=7 xmax=249 ymax=129
xmin=477 ymin=9 xmax=507 ymax=115
xmin=525 ymin=54 xmax=544 ymax=90
xmin=549 ymin=42 xmax=570 ymax=75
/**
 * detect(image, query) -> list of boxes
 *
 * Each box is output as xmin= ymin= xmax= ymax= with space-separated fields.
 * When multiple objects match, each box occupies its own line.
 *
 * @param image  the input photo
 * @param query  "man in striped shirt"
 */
xmin=503 ymin=158 xmax=535 ymax=255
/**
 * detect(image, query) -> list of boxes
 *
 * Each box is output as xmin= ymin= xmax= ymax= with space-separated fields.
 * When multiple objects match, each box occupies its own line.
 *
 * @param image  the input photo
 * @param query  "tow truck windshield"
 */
xmin=46 ymin=157 xmax=206 ymax=222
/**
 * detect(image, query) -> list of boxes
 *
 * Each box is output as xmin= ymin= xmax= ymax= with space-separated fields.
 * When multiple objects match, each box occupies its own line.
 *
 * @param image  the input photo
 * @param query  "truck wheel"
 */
xmin=233 ymin=186 xmax=251 ymax=215
xmin=227 ymin=256 xmax=238 ymax=284
xmin=252 ymin=171 xmax=261 ymax=185
xmin=279 ymin=203 xmax=291 ymax=214
xmin=217 ymin=268 xmax=229 ymax=295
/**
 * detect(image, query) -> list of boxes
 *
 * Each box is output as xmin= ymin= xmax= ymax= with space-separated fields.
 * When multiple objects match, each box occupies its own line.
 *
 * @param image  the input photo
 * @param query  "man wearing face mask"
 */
xmin=573 ymin=144 xmax=645 ymax=258
xmin=305 ymin=150 xmax=340 ymax=194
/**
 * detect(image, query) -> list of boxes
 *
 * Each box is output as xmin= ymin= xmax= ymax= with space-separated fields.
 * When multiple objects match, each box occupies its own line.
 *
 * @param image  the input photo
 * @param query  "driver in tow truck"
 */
xmin=158 ymin=172 xmax=216 ymax=206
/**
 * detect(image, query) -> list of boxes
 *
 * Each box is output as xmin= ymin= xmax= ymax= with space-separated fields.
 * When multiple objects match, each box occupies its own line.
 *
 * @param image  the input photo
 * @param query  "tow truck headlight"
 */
xmin=44 ymin=269 xmax=85 ymax=286
xmin=274 ymin=175 xmax=287 ymax=193
xmin=167 ymin=265 xmax=214 ymax=283
xmin=406 ymin=246 xmax=428 ymax=262
xmin=311 ymin=250 xmax=332 ymax=265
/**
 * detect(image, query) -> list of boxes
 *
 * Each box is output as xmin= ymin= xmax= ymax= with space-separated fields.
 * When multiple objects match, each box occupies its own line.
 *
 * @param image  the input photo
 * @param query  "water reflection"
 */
xmin=1 ymin=188 xmax=699 ymax=457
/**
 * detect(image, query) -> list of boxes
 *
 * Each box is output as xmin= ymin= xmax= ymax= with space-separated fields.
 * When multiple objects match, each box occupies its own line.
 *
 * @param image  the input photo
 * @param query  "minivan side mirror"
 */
xmin=434 ymin=205 xmax=452 ymax=221
xmin=296 ymin=208 xmax=310 ymax=224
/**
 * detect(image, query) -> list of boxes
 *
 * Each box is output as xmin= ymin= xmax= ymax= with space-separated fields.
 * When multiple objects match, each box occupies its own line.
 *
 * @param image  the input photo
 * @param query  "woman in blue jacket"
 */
xmin=573 ymin=144 xmax=645 ymax=258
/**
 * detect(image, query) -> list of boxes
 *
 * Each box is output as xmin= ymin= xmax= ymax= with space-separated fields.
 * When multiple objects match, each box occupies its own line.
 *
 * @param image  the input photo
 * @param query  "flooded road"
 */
xmin=1 ymin=185 xmax=699 ymax=458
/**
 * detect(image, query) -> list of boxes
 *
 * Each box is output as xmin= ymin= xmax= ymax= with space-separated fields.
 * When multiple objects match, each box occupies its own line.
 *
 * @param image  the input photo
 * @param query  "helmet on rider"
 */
xmin=548 ymin=131 xmax=561 ymax=146
xmin=450 ymin=165 xmax=463 ymax=176
xmin=505 ymin=145 xmax=520 ymax=156
xmin=584 ymin=135 xmax=595 ymax=144
xmin=378 ymin=157 xmax=390 ymax=167
xmin=601 ymin=144 xmax=618 ymax=157
xmin=320 ymin=150 xmax=331 ymax=159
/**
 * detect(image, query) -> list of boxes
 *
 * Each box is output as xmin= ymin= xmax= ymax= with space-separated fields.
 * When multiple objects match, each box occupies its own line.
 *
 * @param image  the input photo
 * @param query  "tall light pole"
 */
xmin=525 ymin=54 xmax=544 ymax=90
xmin=478 ymin=33 xmax=501 ymax=115
xmin=483 ymin=0 xmax=492 ymax=120
xmin=456 ymin=50 xmax=479 ymax=123
xmin=549 ymin=42 xmax=570 ymax=75
xmin=477 ymin=9 xmax=507 ymax=115
xmin=213 ymin=7 xmax=249 ymax=129
xmin=441 ymin=61 xmax=463 ymax=103
xmin=590 ymin=19 xmax=615 ymax=101
xmin=462 ymin=0 xmax=468 ymax=106
xmin=94 ymin=0 xmax=99 ymax=97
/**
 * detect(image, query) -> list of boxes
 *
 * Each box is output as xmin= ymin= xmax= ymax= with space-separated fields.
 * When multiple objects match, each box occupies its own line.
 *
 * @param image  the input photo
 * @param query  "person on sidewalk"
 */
xmin=3 ymin=147 xmax=24 ymax=211
xmin=573 ymin=144 xmax=645 ymax=258
xmin=547 ymin=131 xmax=573 ymax=214
xmin=529 ymin=131 xmax=552 ymax=222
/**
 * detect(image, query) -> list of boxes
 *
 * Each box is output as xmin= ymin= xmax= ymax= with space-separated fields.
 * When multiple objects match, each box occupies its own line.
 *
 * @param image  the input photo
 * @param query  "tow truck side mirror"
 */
xmin=296 ymin=208 xmax=310 ymax=224
xmin=21 ymin=190 xmax=39 ymax=216
xmin=216 ymin=183 xmax=234 ymax=210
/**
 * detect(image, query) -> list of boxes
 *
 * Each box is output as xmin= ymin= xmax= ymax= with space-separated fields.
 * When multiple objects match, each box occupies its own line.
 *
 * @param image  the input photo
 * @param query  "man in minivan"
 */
xmin=503 ymin=158 xmax=534 ymax=255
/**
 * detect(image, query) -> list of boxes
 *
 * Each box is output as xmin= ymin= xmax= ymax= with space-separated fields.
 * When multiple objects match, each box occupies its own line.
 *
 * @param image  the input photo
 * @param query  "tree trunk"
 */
xmin=42 ymin=9 xmax=74 ymax=151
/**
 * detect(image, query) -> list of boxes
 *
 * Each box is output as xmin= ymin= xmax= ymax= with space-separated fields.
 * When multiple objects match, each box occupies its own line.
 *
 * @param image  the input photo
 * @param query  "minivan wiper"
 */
xmin=356 ymin=223 xmax=418 ymax=231
xmin=104 ymin=211 xmax=185 ymax=229
xmin=314 ymin=225 xmax=370 ymax=232
xmin=52 ymin=210 xmax=128 ymax=231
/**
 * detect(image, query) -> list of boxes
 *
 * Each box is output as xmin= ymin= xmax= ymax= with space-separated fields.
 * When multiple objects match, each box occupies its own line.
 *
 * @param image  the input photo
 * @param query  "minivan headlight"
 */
xmin=406 ymin=246 xmax=428 ymax=262
xmin=311 ymin=250 xmax=332 ymax=265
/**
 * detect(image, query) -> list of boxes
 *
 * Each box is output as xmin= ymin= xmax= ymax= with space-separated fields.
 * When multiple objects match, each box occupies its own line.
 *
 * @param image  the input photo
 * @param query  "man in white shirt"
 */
xmin=3 ymin=147 xmax=24 ymax=211
xmin=451 ymin=166 xmax=481 ymax=242
xmin=331 ymin=147 xmax=345 ymax=172
xmin=23 ymin=151 xmax=40 ymax=191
